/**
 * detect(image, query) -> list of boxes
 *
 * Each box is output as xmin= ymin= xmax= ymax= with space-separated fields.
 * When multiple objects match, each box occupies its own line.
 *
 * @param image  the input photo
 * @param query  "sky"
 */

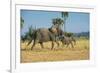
xmin=21 ymin=10 xmax=89 ymax=35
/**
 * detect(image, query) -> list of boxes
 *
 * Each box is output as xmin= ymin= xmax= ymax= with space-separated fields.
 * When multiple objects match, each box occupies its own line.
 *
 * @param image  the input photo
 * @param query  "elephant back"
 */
xmin=35 ymin=28 xmax=55 ymax=42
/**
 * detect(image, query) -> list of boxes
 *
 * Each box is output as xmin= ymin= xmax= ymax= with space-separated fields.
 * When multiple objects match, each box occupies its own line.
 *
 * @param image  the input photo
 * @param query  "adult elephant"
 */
xmin=27 ymin=24 xmax=63 ymax=50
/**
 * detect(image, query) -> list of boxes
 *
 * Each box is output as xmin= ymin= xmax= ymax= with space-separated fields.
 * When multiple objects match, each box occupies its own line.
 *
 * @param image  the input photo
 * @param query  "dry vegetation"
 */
xmin=20 ymin=39 xmax=89 ymax=63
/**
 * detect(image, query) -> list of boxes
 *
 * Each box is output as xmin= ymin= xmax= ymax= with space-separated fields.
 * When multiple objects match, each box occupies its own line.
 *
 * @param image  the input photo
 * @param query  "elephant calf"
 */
xmin=60 ymin=35 xmax=76 ymax=48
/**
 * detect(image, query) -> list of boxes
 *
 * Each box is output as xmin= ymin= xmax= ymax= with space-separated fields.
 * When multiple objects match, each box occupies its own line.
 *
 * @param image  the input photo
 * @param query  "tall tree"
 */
xmin=21 ymin=17 xmax=24 ymax=29
xmin=52 ymin=18 xmax=64 ymax=28
xmin=61 ymin=12 xmax=68 ymax=31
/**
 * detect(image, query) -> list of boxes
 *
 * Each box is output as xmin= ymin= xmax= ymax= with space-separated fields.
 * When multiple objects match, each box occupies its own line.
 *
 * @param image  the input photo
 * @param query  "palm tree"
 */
xmin=61 ymin=12 xmax=68 ymax=31
xmin=21 ymin=17 xmax=24 ymax=29
xmin=52 ymin=18 xmax=64 ymax=28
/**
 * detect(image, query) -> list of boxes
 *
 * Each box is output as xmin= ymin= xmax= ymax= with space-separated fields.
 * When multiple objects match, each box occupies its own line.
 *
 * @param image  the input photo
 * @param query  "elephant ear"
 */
xmin=51 ymin=28 xmax=57 ymax=34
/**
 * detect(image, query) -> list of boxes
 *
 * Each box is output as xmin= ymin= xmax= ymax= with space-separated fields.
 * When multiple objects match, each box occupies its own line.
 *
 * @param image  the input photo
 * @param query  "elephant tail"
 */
xmin=27 ymin=30 xmax=38 ymax=46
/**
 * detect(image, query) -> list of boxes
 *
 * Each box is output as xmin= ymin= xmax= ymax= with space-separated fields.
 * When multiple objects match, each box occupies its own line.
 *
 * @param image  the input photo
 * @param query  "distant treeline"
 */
xmin=63 ymin=31 xmax=89 ymax=38
xmin=73 ymin=32 xmax=89 ymax=38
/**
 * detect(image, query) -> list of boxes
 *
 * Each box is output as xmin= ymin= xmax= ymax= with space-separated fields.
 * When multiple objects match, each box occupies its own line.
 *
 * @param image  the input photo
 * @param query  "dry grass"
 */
xmin=20 ymin=39 xmax=89 ymax=63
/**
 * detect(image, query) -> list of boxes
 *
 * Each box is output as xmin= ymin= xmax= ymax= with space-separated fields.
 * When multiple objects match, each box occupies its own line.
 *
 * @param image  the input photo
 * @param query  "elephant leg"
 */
xmin=70 ymin=42 xmax=74 ymax=48
xmin=27 ymin=39 xmax=33 ymax=46
xmin=66 ymin=43 xmax=69 ymax=48
xmin=61 ymin=42 xmax=65 ymax=47
xmin=40 ymin=42 xmax=44 ymax=49
xmin=26 ymin=39 xmax=33 ymax=50
xmin=74 ymin=40 xmax=76 ymax=45
xmin=55 ymin=37 xmax=59 ymax=47
xmin=56 ymin=41 xmax=59 ymax=47
xmin=31 ymin=41 xmax=35 ymax=50
xmin=51 ymin=41 xmax=54 ymax=50
xmin=66 ymin=42 xmax=70 ymax=48
xmin=72 ymin=37 xmax=76 ymax=45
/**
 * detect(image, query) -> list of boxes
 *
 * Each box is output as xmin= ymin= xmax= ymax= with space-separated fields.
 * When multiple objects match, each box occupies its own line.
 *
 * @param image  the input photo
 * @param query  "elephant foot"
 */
xmin=31 ymin=48 xmax=33 ymax=50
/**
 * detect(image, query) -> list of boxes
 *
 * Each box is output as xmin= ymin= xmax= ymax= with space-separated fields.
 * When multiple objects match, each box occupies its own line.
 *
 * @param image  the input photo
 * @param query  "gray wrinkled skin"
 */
xmin=28 ymin=25 xmax=62 ymax=50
